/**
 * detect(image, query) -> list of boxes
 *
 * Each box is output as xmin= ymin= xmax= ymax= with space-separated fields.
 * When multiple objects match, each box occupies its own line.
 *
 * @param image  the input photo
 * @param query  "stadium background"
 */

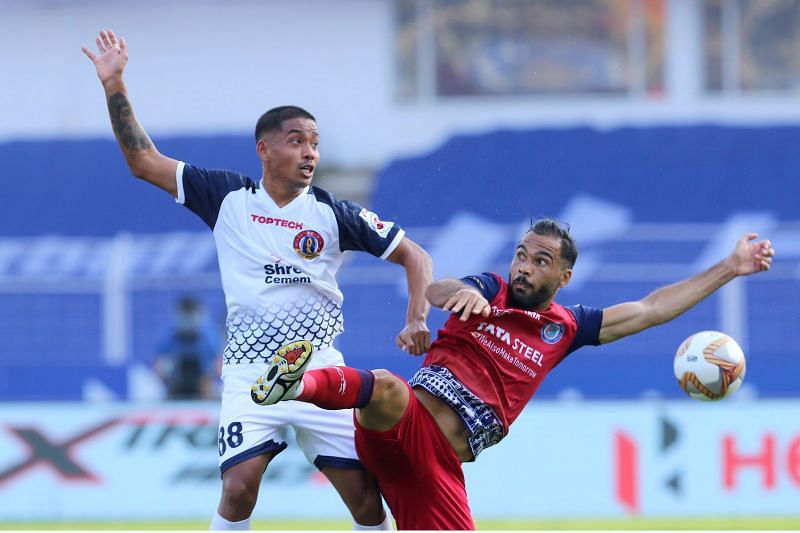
xmin=1 ymin=0 xmax=799 ymax=529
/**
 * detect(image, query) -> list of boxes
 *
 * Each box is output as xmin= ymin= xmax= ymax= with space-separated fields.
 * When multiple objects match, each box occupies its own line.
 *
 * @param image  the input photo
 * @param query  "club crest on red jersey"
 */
xmin=293 ymin=230 xmax=324 ymax=259
xmin=541 ymin=321 xmax=565 ymax=344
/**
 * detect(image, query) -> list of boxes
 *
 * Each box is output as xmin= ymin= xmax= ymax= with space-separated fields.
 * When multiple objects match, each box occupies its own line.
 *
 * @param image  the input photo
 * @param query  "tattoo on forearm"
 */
xmin=107 ymin=92 xmax=153 ymax=151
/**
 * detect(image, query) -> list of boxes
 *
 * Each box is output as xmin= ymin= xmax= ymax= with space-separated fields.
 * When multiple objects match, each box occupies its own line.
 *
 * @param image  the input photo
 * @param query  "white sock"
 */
xmin=354 ymin=509 xmax=393 ymax=530
xmin=210 ymin=511 xmax=251 ymax=530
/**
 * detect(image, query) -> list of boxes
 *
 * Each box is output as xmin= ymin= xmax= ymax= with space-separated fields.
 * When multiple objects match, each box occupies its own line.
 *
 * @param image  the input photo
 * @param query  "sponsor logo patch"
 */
xmin=358 ymin=208 xmax=394 ymax=238
xmin=250 ymin=214 xmax=303 ymax=229
xmin=293 ymin=230 xmax=324 ymax=259
xmin=541 ymin=321 xmax=565 ymax=344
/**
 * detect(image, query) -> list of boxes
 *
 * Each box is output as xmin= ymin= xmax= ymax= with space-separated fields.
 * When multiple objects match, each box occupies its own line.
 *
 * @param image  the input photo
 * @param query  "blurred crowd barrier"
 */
xmin=0 ymin=400 xmax=797 ymax=520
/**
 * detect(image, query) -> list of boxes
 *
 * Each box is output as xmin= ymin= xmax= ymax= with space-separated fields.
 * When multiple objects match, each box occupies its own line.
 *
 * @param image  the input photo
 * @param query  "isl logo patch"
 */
xmin=541 ymin=321 xmax=565 ymax=344
xmin=358 ymin=208 xmax=394 ymax=238
xmin=293 ymin=230 xmax=324 ymax=259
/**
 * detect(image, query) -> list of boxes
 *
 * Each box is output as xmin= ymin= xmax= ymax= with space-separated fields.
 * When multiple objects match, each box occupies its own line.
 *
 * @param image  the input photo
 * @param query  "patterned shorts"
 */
xmin=408 ymin=365 xmax=504 ymax=459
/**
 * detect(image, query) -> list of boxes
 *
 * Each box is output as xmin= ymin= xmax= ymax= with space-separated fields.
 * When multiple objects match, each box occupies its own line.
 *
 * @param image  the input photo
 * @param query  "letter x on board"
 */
xmin=0 ymin=418 xmax=120 ymax=485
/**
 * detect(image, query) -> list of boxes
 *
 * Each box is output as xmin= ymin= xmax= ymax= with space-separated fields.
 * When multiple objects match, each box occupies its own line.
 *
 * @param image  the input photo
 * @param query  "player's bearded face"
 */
xmin=507 ymin=233 xmax=567 ymax=310
xmin=507 ymin=274 xmax=559 ymax=310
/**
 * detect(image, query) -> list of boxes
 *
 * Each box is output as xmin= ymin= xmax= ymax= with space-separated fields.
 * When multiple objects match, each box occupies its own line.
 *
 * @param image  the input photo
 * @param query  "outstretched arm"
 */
xmin=82 ymin=30 xmax=179 ymax=196
xmin=426 ymin=278 xmax=491 ymax=321
xmin=599 ymin=233 xmax=775 ymax=344
xmin=386 ymin=237 xmax=433 ymax=355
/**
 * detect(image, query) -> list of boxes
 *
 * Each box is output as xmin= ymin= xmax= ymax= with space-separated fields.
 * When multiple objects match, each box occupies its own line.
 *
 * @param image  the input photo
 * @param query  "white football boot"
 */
xmin=251 ymin=340 xmax=314 ymax=405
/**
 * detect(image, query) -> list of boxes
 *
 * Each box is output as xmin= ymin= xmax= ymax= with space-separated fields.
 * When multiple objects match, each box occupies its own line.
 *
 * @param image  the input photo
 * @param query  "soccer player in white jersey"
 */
xmin=83 ymin=30 xmax=433 ymax=531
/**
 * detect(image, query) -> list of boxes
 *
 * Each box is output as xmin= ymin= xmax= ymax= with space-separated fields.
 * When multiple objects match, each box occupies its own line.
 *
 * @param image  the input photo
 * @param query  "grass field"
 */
xmin=3 ymin=517 xmax=800 ymax=530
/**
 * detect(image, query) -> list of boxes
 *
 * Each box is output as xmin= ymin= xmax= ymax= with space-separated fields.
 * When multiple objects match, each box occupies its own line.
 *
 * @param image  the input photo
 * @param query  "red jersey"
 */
xmin=422 ymin=272 xmax=602 ymax=432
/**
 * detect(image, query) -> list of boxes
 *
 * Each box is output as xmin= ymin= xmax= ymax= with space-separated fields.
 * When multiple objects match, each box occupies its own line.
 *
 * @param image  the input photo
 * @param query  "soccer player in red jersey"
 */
xmin=252 ymin=218 xmax=775 ymax=530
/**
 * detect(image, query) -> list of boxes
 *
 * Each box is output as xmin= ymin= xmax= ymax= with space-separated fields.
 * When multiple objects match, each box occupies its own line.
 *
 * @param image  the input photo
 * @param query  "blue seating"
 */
xmin=0 ymin=126 xmax=797 ymax=400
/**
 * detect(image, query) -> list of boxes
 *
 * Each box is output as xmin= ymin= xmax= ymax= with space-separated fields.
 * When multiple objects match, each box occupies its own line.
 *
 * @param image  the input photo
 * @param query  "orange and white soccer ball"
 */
xmin=673 ymin=330 xmax=746 ymax=401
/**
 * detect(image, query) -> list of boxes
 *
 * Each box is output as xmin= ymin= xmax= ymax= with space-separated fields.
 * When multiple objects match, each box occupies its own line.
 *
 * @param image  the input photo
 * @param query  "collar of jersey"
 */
xmin=257 ymin=182 xmax=311 ymax=211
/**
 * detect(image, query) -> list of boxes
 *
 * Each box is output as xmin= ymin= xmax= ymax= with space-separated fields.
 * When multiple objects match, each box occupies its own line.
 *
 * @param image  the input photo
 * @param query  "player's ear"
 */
xmin=256 ymin=138 xmax=270 ymax=162
xmin=559 ymin=268 xmax=572 ymax=288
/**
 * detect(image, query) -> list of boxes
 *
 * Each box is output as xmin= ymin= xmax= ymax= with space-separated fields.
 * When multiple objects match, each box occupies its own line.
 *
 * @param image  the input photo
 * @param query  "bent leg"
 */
xmin=355 ymin=369 xmax=409 ymax=432
xmin=354 ymin=386 xmax=475 ymax=530
xmin=295 ymin=367 xmax=409 ymax=432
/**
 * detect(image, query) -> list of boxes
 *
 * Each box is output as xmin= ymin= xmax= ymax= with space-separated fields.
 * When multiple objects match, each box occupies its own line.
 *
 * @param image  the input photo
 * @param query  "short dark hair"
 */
xmin=526 ymin=218 xmax=578 ymax=269
xmin=254 ymin=106 xmax=316 ymax=141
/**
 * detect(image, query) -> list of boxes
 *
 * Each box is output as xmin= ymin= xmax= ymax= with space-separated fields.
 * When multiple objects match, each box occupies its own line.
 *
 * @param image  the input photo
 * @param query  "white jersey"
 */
xmin=175 ymin=161 xmax=405 ymax=370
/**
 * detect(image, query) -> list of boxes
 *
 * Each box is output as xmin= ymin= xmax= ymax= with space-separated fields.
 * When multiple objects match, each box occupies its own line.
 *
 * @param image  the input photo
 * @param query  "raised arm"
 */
xmin=386 ymin=237 xmax=433 ymax=355
xmin=426 ymin=277 xmax=492 ymax=321
xmin=82 ymin=30 xmax=179 ymax=196
xmin=599 ymin=233 xmax=775 ymax=344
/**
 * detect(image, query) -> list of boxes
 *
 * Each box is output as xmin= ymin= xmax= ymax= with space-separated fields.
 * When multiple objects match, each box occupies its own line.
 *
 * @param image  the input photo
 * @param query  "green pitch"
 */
xmin=3 ymin=517 xmax=800 ymax=530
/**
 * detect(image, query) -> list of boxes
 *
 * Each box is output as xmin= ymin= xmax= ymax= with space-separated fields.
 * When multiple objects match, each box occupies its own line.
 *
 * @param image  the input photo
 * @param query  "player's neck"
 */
xmin=533 ymin=295 xmax=556 ymax=312
xmin=261 ymin=177 xmax=305 ymax=208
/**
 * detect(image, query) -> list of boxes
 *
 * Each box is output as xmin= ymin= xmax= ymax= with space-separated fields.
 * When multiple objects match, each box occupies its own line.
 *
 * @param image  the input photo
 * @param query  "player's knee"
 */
xmin=357 ymin=370 xmax=408 ymax=431
xmin=370 ymin=369 xmax=406 ymax=407
xmin=220 ymin=475 xmax=258 ymax=514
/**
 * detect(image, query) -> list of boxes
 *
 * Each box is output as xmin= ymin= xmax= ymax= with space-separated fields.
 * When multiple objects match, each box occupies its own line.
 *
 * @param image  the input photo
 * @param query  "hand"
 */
xmin=82 ymin=29 xmax=128 ymax=85
xmin=395 ymin=319 xmax=430 ymax=356
xmin=443 ymin=288 xmax=491 ymax=321
xmin=729 ymin=233 xmax=775 ymax=276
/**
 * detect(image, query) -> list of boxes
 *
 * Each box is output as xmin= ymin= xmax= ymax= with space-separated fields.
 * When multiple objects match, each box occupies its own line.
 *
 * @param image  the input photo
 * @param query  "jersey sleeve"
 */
xmin=565 ymin=304 xmax=603 ymax=354
xmin=460 ymin=272 xmax=501 ymax=301
xmin=314 ymin=189 xmax=405 ymax=259
xmin=175 ymin=161 xmax=257 ymax=229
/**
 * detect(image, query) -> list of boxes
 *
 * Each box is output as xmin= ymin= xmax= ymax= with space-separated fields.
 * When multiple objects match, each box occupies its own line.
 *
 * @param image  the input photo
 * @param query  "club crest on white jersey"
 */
xmin=293 ymin=229 xmax=325 ymax=259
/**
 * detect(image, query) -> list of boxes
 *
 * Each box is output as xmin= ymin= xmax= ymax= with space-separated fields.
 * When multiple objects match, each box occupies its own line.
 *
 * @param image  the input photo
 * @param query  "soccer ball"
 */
xmin=673 ymin=330 xmax=746 ymax=401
